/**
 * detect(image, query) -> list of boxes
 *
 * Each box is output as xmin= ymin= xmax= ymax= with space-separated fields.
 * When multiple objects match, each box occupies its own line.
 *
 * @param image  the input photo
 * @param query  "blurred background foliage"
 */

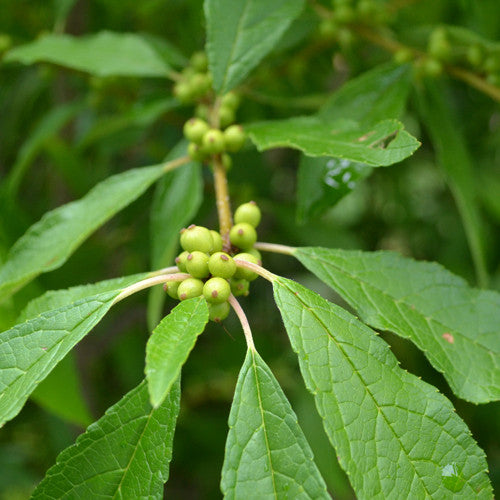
xmin=0 ymin=0 xmax=499 ymax=498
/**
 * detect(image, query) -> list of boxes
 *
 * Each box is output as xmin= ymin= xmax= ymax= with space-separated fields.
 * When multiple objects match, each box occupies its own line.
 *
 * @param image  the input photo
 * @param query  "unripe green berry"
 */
xmin=466 ymin=44 xmax=483 ymax=68
xmin=221 ymin=91 xmax=241 ymax=111
xmin=175 ymin=250 xmax=190 ymax=272
xmin=188 ymin=142 xmax=206 ymax=162
xmin=208 ymin=301 xmax=230 ymax=322
xmin=183 ymin=118 xmax=210 ymax=144
xmin=394 ymin=48 xmax=414 ymax=65
xmin=357 ymin=0 xmax=376 ymax=17
xmin=233 ymin=252 xmax=259 ymax=281
xmin=164 ymin=280 xmax=181 ymax=300
xmin=202 ymin=128 xmax=226 ymax=154
xmin=210 ymin=230 xmax=223 ymax=253
xmin=203 ymin=277 xmax=231 ymax=304
xmin=428 ymin=28 xmax=451 ymax=61
xmin=190 ymin=51 xmax=208 ymax=72
xmin=230 ymin=222 xmax=257 ymax=250
xmin=223 ymin=125 xmax=246 ymax=153
xmin=337 ymin=28 xmax=354 ymax=48
xmin=487 ymin=73 xmax=500 ymax=87
xmin=173 ymin=81 xmax=194 ymax=103
xmin=208 ymin=252 xmax=236 ymax=278
xmin=423 ymin=57 xmax=443 ymax=77
xmin=234 ymin=201 xmax=261 ymax=228
xmin=195 ymin=103 xmax=210 ymax=121
xmin=186 ymin=251 xmax=210 ymax=278
xmin=221 ymin=153 xmax=232 ymax=171
xmin=246 ymin=248 xmax=262 ymax=264
xmin=178 ymin=278 xmax=204 ymax=300
xmin=190 ymin=73 xmax=212 ymax=97
xmin=484 ymin=54 xmax=500 ymax=73
xmin=335 ymin=5 xmax=355 ymax=24
xmin=230 ymin=278 xmax=250 ymax=297
xmin=219 ymin=105 xmax=235 ymax=129
xmin=180 ymin=225 xmax=214 ymax=253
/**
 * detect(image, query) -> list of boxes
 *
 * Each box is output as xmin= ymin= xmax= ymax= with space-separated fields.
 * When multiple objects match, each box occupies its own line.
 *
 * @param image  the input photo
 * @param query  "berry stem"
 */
xmin=234 ymin=259 xmax=277 ymax=282
xmin=213 ymin=154 xmax=233 ymax=251
xmin=254 ymin=242 xmax=296 ymax=256
xmin=228 ymin=294 xmax=255 ymax=351
xmin=113 ymin=272 xmax=190 ymax=304
xmin=163 ymin=155 xmax=192 ymax=173
xmin=148 ymin=265 xmax=179 ymax=277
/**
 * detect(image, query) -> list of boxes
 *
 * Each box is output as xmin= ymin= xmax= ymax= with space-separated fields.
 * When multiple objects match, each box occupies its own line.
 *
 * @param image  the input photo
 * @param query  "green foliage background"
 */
xmin=0 ymin=0 xmax=499 ymax=498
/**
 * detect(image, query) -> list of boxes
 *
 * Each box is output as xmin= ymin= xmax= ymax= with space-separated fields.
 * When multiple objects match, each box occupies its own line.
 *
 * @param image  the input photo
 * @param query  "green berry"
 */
xmin=183 ymin=118 xmax=210 ymax=144
xmin=208 ymin=252 xmax=236 ymax=278
xmin=466 ymin=44 xmax=483 ymax=68
xmin=357 ymin=0 xmax=376 ymax=17
xmin=221 ymin=91 xmax=240 ymax=110
xmin=190 ymin=51 xmax=208 ymax=72
xmin=428 ymin=28 xmax=451 ymax=61
xmin=190 ymin=72 xmax=212 ymax=97
xmin=195 ymin=103 xmax=210 ymax=121
xmin=221 ymin=153 xmax=232 ymax=171
xmin=335 ymin=5 xmax=355 ymax=24
xmin=394 ymin=48 xmax=414 ymax=65
xmin=210 ymin=230 xmax=223 ymax=253
xmin=234 ymin=201 xmax=261 ymax=228
xmin=180 ymin=225 xmax=214 ymax=253
xmin=177 ymin=278 xmax=204 ymax=300
xmin=230 ymin=278 xmax=250 ymax=297
xmin=203 ymin=277 xmax=231 ymax=304
xmin=223 ymin=125 xmax=246 ymax=153
xmin=487 ymin=73 xmax=500 ymax=86
xmin=484 ymin=54 xmax=500 ymax=73
xmin=164 ymin=280 xmax=181 ymax=300
xmin=173 ymin=81 xmax=194 ymax=103
xmin=208 ymin=301 xmax=230 ymax=322
xmin=423 ymin=57 xmax=443 ymax=77
xmin=219 ymin=105 xmax=235 ymax=129
xmin=188 ymin=142 xmax=206 ymax=162
xmin=319 ymin=19 xmax=339 ymax=41
xmin=233 ymin=252 xmax=259 ymax=281
xmin=230 ymin=223 xmax=257 ymax=250
xmin=246 ymin=248 xmax=262 ymax=264
xmin=186 ymin=251 xmax=210 ymax=278
xmin=202 ymin=129 xmax=226 ymax=154
xmin=175 ymin=250 xmax=190 ymax=272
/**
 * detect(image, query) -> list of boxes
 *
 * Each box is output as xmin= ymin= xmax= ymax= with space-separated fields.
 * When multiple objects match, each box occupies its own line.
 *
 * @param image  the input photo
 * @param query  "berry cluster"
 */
xmin=166 ymin=202 xmax=262 ymax=322
xmin=173 ymin=52 xmax=212 ymax=104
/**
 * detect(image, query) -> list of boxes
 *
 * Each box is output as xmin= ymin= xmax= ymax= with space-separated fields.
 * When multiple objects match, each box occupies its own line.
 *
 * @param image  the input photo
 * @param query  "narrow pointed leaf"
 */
xmin=273 ymin=277 xmax=492 ymax=499
xmin=5 ymin=32 xmax=171 ymax=78
xmin=0 ymin=164 xmax=166 ymax=299
xmin=146 ymin=297 xmax=209 ymax=408
xmin=416 ymin=80 xmax=487 ymax=287
xmin=32 ymin=379 xmax=181 ymax=499
xmin=294 ymin=247 xmax=500 ymax=404
xmin=221 ymin=349 xmax=329 ymax=499
xmin=205 ymin=0 xmax=305 ymax=93
xmin=247 ymin=118 xmax=419 ymax=166
xmin=0 ymin=274 xmax=148 ymax=427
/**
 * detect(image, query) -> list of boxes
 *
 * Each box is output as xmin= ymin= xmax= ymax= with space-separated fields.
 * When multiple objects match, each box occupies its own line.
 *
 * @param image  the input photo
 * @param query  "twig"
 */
xmin=228 ymin=295 xmax=255 ymax=351
xmin=254 ymin=242 xmax=296 ymax=256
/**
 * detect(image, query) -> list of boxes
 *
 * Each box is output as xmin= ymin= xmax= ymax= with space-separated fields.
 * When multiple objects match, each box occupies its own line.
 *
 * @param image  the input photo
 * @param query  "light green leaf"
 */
xmin=247 ymin=117 xmax=420 ymax=166
xmin=146 ymin=297 xmax=208 ymax=408
xmin=294 ymin=247 xmax=500 ymax=404
xmin=221 ymin=349 xmax=329 ymax=499
xmin=31 ymin=379 xmax=180 ymax=499
xmin=273 ymin=277 xmax=492 ymax=499
xmin=0 ymin=164 xmax=165 ymax=299
xmin=5 ymin=31 xmax=171 ymax=78
xmin=0 ymin=273 xmax=148 ymax=427
xmin=416 ymin=80 xmax=488 ymax=287
xmin=205 ymin=0 xmax=305 ymax=93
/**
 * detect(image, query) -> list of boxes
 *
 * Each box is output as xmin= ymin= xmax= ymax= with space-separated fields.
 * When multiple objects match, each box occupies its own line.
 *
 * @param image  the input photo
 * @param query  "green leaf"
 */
xmin=148 ymin=141 xmax=202 ymax=329
xmin=0 ymin=164 xmax=165 ymax=299
xmin=31 ymin=379 xmax=180 ymax=499
xmin=247 ymin=117 xmax=420 ymax=166
xmin=0 ymin=273 xmax=148 ymax=427
xmin=146 ymin=297 xmax=208 ymax=408
xmin=5 ymin=31 xmax=171 ymax=78
xmin=205 ymin=0 xmax=305 ymax=93
xmin=221 ymin=349 xmax=329 ymax=499
xmin=416 ymin=80 xmax=488 ymax=287
xmin=319 ymin=63 xmax=412 ymax=126
xmin=294 ymin=247 xmax=500 ymax=404
xmin=273 ymin=277 xmax=492 ymax=499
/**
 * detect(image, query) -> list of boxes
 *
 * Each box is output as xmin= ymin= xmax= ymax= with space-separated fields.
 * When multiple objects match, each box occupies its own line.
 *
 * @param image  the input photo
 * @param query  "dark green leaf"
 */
xmin=205 ymin=0 xmax=305 ymax=93
xmin=146 ymin=297 xmax=208 ymax=407
xmin=221 ymin=349 xmax=329 ymax=499
xmin=294 ymin=247 xmax=500 ymax=404
xmin=5 ymin=32 xmax=171 ymax=78
xmin=273 ymin=277 xmax=492 ymax=498
xmin=32 ymin=379 xmax=180 ymax=499
xmin=0 ymin=164 xmax=165 ymax=299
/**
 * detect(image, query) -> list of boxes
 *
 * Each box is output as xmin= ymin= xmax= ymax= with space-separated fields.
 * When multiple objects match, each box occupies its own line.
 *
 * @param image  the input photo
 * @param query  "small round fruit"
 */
xmin=183 ymin=118 xmax=210 ymax=144
xmin=357 ymin=0 xmax=376 ymax=17
xmin=203 ymin=277 xmax=231 ymax=304
xmin=223 ymin=125 xmax=246 ymax=152
xmin=423 ymin=57 xmax=443 ymax=77
xmin=246 ymin=247 xmax=262 ymax=264
xmin=190 ymin=51 xmax=208 ymax=72
xmin=208 ymin=252 xmax=236 ymax=278
xmin=234 ymin=201 xmax=261 ymax=228
xmin=230 ymin=223 xmax=257 ymax=250
xmin=210 ymin=230 xmax=223 ymax=253
xmin=173 ymin=81 xmax=194 ymax=103
xmin=233 ymin=253 xmax=259 ymax=281
xmin=208 ymin=301 xmax=230 ymax=322
xmin=221 ymin=153 xmax=232 ymax=171
xmin=177 ymin=278 xmax=204 ymax=300
xmin=428 ymin=28 xmax=451 ymax=61
xmin=466 ymin=44 xmax=483 ymax=68
xmin=180 ymin=225 xmax=214 ymax=253
xmin=190 ymin=72 xmax=212 ymax=96
xmin=221 ymin=91 xmax=240 ymax=110
xmin=188 ymin=142 xmax=206 ymax=162
xmin=175 ymin=250 xmax=190 ymax=272
xmin=230 ymin=278 xmax=250 ymax=297
xmin=335 ymin=5 xmax=355 ymax=24
xmin=219 ymin=105 xmax=235 ymax=128
xmin=186 ymin=251 xmax=210 ymax=278
xmin=394 ymin=48 xmax=414 ymax=65
xmin=165 ymin=280 xmax=181 ymax=300
xmin=202 ymin=129 xmax=225 ymax=154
